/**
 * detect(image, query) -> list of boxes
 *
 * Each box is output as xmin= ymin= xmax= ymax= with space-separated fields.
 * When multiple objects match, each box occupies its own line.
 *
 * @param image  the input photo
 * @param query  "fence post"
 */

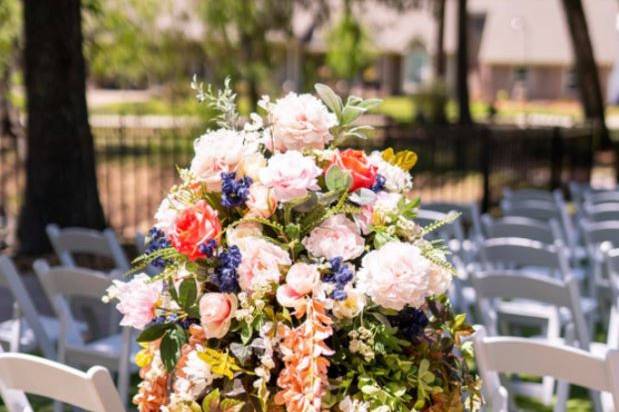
xmin=550 ymin=127 xmax=564 ymax=190
xmin=481 ymin=126 xmax=492 ymax=213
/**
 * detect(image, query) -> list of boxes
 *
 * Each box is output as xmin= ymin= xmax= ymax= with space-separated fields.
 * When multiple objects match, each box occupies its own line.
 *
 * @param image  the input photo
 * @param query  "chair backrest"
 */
xmin=474 ymin=326 xmax=619 ymax=412
xmin=481 ymin=215 xmax=563 ymax=245
xmin=471 ymin=271 xmax=590 ymax=348
xmin=479 ymin=237 xmax=570 ymax=277
xmin=583 ymin=204 xmax=619 ymax=223
xmin=33 ymin=260 xmax=116 ymax=349
xmin=0 ymin=352 xmax=125 ymax=412
xmin=503 ymin=188 xmax=561 ymax=203
xmin=0 ymin=256 xmax=55 ymax=359
xmin=423 ymin=202 xmax=483 ymax=241
xmin=605 ymin=249 xmax=619 ymax=349
xmin=46 ymin=224 xmax=130 ymax=272
xmin=584 ymin=191 xmax=619 ymax=206
xmin=0 ymin=345 xmax=31 ymax=412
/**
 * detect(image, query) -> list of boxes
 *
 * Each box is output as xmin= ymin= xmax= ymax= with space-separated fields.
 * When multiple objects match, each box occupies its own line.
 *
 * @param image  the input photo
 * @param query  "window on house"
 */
xmin=565 ymin=68 xmax=578 ymax=90
xmin=402 ymin=42 xmax=430 ymax=92
xmin=514 ymin=66 xmax=529 ymax=82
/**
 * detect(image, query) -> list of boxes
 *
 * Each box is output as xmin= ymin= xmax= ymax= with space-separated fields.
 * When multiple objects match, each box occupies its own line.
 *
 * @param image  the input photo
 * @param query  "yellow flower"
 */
xmin=197 ymin=348 xmax=242 ymax=380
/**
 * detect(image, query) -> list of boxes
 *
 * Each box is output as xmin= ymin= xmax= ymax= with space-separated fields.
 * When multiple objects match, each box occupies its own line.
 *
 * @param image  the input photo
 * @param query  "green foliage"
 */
xmin=0 ymin=0 xmax=20 ymax=72
xmin=325 ymin=3 xmax=374 ymax=81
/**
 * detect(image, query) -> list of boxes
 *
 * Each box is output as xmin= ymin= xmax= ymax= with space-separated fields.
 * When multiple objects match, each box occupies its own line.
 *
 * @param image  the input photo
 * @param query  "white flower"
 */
xmin=333 ymin=286 xmax=366 ymax=319
xmin=154 ymin=194 xmax=183 ymax=235
xmin=339 ymin=396 xmax=370 ymax=412
xmin=259 ymin=151 xmax=322 ymax=202
xmin=302 ymin=214 xmax=365 ymax=261
xmin=226 ymin=222 xmax=263 ymax=246
xmin=173 ymin=349 xmax=213 ymax=400
xmin=190 ymin=129 xmax=257 ymax=191
xmin=368 ymin=151 xmax=413 ymax=192
xmin=357 ymin=241 xmax=442 ymax=310
xmin=269 ymin=92 xmax=337 ymax=152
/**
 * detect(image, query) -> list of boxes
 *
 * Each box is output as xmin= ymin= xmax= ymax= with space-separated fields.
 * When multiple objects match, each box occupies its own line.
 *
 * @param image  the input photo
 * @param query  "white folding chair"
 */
xmin=46 ymin=224 xmax=130 ymax=272
xmin=582 ymin=221 xmax=619 ymax=309
xmin=481 ymin=215 xmax=564 ymax=245
xmin=471 ymin=271 xmax=594 ymax=409
xmin=583 ymin=204 xmax=619 ymax=223
xmin=0 ymin=256 xmax=56 ymax=359
xmin=474 ymin=326 xmax=618 ymax=412
xmin=0 ymin=351 xmax=125 ymax=412
xmin=584 ymin=191 xmax=619 ymax=206
xmin=502 ymin=188 xmax=563 ymax=204
xmin=33 ymin=260 xmax=136 ymax=406
xmin=501 ymin=199 xmax=579 ymax=261
xmin=416 ymin=209 xmax=468 ymax=262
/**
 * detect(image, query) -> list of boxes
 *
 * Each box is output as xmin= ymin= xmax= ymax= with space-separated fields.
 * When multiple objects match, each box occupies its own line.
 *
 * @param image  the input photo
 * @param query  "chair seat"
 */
xmin=0 ymin=316 xmax=85 ymax=352
xmin=66 ymin=333 xmax=140 ymax=372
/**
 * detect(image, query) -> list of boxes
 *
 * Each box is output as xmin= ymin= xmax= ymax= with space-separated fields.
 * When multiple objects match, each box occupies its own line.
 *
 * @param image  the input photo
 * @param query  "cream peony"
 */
xmin=236 ymin=237 xmax=291 ymax=291
xmin=302 ymin=214 xmax=365 ymax=261
xmin=246 ymin=184 xmax=277 ymax=218
xmin=199 ymin=293 xmax=237 ymax=339
xmin=190 ymin=129 xmax=257 ymax=191
xmin=368 ymin=151 xmax=413 ymax=192
xmin=226 ymin=221 xmax=263 ymax=246
xmin=356 ymin=241 xmax=437 ymax=310
xmin=332 ymin=286 xmax=366 ymax=319
xmin=269 ymin=92 xmax=337 ymax=152
xmin=276 ymin=263 xmax=320 ymax=309
xmin=259 ymin=151 xmax=322 ymax=202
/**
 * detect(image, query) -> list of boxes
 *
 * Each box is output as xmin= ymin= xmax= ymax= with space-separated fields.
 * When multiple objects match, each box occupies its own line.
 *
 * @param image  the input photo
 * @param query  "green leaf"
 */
xmin=136 ymin=322 xmax=171 ymax=342
xmin=240 ymin=322 xmax=253 ymax=345
xmin=178 ymin=278 xmax=197 ymax=310
xmin=341 ymin=105 xmax=365 ymax=125
xmin=160 ymin=325 xmax=187 ymax=372
xmin=315 ymin=83 xmax=343 ymax=116
xmin=325 ymin=165 xmax=352 ymax=192
xmin=220 ymin=399 xmax=245 ymax=412
xmin=202 ymin=389 xmax=221 ymax=411
xmin=284 ymin=223 xmax=301 ymax=240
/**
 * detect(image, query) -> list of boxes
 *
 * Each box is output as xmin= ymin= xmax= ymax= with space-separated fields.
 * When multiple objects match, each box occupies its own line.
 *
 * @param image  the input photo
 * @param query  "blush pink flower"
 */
xmin=246 ymin=184 xmax=277 ymax=218
xmin=356 ymin=241 xmax=434 ymax=310
xmin=276 ymin=263 xmax=320 ymax=309
xmin=269 ymin=92 xmax=337 ymax=152
xmin=235 ymin=237 xmax=292 ymax=291
xmin=199 ymin=293 xmax=237 ymax=339
xmin=259 ymin=151 xmax=322 ymax=203
xmin=106 ymin=273 xmax=161 ymax=330
xmin=302 ymin=214 xmax=365 ymax=261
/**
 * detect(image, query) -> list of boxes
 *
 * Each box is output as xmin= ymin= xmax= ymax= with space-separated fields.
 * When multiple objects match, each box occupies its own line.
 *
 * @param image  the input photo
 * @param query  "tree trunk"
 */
xmin=434 ymin=0 xmax=446 ymax=79
xmin=18 ymin=0 xmax=105 ymax=254
xmin=0 ymin=65 xmax=17 ymax=138
xmin=456 ymin=0 xmax=472 ymax=124
xmin=561 ymin=0 xmax=610 ymax=148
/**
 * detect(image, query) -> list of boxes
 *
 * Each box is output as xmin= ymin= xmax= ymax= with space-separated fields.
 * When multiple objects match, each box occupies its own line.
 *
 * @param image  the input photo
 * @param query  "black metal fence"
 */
xmin=0 ymin=122 xmax=595 ymax=249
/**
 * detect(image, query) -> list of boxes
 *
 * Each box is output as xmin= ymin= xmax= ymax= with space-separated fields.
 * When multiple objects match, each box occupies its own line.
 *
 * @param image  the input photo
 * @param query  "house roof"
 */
xmin=478 ymin=0 xmax=618 ymax=66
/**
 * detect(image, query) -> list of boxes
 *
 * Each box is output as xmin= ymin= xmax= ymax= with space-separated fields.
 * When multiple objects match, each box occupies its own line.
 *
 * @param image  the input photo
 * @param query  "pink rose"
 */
xmin=199 ymin=293 xmax=237 ymax=339
xmin=302 ymin=214 xmax=365 ymax=261
xmin=236 ymin=237 xmax=291 ymax=291
xmin=246 ymin=184 xmax=277 ymax=218
xmin=269 ymin=92 xmax=337 ymax=152
xmin=106 ymin=273 xmax=161 ymax=330
xmin=276 ymin=263 xmax=320 ymax=309
xmin=259 ymin=151 xmax=322 ymax=203
xmin=170 ymin=200 xmax=222 ymax=261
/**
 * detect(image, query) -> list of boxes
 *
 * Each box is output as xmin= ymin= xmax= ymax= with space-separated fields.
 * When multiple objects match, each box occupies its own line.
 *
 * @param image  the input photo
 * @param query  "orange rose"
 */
xmin=170 ymin=200 xmax=222 ymax=261
xmin=329 ymin=149 xmax=378 ymax=192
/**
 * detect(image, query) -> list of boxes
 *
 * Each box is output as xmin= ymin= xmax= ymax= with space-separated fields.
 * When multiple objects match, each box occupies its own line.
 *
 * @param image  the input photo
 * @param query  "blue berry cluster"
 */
xmin=221 ymin=172 xmax=253 ymax=208
xmin=371 ymin=174 xmax=386 ymax=192
xmin=212 ymin=246 xmax=242 ymax=292
xmin=145 ymin=227 xmax=171 ymax=267
xmin=324 ymin=257 xmax=353 ymax=301
xmin=391 ymin=306 xmax=428 ymax=341
xmin=149 ymin=315 xmax=200 ymax=330
xmin=198 ymin=239 xmax=217 ymax=257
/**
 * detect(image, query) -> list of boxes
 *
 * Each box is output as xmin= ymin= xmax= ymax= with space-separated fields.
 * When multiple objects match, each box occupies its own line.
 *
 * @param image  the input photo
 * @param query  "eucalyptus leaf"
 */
xmin=315 ymin=83 xmax=343 ymax=116
xmin=349 ymin=188 xmax=377 ymax=206
xmin=325 ymin=165 xmax=352 ymax=192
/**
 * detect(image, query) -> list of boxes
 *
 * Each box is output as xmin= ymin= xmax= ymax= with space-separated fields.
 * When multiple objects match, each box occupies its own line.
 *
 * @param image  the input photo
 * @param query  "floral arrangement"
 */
xmin=105 ymin=79 xmax=480 ymax=412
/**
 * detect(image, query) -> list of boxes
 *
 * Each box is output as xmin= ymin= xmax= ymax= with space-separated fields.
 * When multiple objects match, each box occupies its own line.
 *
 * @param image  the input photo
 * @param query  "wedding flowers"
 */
xmin=199 ymin=293 xmax=237 ymax=339
xmin=105 ymin=273 xmax=161 ymax=330
xmin=259 ymin=151 xmax=322 ymax=202
xmin=269 ymin=92 xmax=337 ymax=152
xmin=170 ymin=200 xmax=222 ymax=261
xmin=356 ymin=241 xmax=436 ymax=310
xmin=108 ymin=81 xmax=479 ymax=412
xmin=302 ymin=214 xmax=365 ymax=261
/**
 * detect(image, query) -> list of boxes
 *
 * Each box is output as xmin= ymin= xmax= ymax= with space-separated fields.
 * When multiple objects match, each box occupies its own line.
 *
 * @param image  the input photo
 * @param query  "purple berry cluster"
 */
xmin=213 ymin=245 xmax=242 ymax=292
xmin=145 ymin=227 xmax=171 ymax=267
xmin=324 ymin=257 xmax=353 ymax=301
xmin=221 ymin=172 xmax=253 ymax=208
xmin=150 ymin=314 xmax=200 ymax=330
xmin=391 ymin=306 xmax=429 ymax=341
xmin=198 ymin=239 xmax=217 ymax=257
xmin=371 ymin=174 xmax=386 ymax=192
